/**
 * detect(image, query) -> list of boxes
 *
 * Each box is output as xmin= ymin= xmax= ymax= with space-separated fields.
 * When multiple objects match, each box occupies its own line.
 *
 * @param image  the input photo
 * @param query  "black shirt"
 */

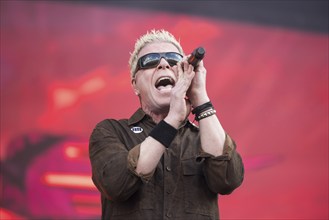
xmin=89 ymin=108 xmax=244 ymax=220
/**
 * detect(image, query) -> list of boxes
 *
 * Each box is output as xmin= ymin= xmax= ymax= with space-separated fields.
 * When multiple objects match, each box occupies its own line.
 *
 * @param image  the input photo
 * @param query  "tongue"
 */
xmin=157 ymin=85 xmax=173 ymax=90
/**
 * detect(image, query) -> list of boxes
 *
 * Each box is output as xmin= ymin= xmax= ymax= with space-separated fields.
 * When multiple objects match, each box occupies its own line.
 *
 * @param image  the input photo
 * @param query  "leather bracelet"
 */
xmin=149 ymin=120 xmax=178 ymax=148
xmin=196 ymin=109 xmax=217 ymax=121
xmin=192 ymin=101 xmax=213 ymax=115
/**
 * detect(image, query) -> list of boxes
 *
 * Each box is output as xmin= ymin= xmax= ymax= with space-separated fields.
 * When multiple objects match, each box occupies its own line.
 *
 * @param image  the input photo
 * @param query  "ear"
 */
xmin=131 ymin=78 xmax=140 ymax=95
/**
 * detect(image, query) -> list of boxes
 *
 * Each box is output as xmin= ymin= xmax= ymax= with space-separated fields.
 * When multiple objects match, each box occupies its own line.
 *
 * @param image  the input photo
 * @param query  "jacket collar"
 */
xmin=128 ymin=108 xmax=148 ymax=126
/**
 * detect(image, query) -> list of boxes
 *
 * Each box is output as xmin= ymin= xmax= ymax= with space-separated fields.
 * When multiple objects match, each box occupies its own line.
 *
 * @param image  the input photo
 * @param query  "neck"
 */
xmin=142 ymin=105 xmax=169 ymax=124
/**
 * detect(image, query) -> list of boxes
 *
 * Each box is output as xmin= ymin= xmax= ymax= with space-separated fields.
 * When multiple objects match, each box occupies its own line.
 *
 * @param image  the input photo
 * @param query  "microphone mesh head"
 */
xmin=195 ymin=47 xmax=205 ymax=59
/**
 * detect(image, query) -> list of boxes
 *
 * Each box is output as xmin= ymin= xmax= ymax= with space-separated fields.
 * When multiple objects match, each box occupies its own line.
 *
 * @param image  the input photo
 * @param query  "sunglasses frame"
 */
xmin=135 ymin=52 xmax=183 ymax=74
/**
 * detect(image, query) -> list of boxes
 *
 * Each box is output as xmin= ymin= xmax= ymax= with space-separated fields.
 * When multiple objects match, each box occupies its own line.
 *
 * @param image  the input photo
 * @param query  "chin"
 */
xmin=153 ymin=101 xmax=170 ymax=114
xmin=157 ymin=96 xmax=171 ymax=106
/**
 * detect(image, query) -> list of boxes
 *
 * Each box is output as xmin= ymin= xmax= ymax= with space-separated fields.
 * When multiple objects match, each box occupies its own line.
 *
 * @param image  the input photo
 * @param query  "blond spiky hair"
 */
xmin=129 ymin=29 xmax=184 ymax=79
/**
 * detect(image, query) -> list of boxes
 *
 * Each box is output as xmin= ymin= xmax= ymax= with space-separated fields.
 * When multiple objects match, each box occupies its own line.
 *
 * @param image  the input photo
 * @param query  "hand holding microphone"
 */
xmin=185 ymin=47 xmax=208 ymax=105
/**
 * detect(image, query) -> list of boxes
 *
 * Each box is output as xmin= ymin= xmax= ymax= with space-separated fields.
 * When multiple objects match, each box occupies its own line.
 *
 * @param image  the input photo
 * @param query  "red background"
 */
xmin=1 ymin=1 xmax=328 ymax=219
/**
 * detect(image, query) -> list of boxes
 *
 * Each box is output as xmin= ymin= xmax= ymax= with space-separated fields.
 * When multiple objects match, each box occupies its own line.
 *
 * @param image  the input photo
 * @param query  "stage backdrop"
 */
xmin=1 ymin=1 xmax=328 ymax=219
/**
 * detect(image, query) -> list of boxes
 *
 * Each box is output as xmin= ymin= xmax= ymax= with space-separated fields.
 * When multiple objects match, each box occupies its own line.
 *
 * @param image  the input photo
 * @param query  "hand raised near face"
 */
xmin=165 ymin=59 xmax=195 ymax=128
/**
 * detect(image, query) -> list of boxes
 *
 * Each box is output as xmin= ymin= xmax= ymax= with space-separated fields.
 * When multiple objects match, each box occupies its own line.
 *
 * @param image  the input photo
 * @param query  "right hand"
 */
xmin=165 ymin=59 xmax=195 ymax=128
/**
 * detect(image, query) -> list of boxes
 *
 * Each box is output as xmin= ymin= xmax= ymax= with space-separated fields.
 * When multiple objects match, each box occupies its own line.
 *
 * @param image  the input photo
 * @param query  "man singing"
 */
xmin=89 ymin=29 xmax=244 ymax=220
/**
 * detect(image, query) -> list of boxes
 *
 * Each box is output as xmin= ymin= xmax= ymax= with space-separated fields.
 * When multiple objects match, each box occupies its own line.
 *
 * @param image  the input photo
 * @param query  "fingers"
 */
xmin=177 ymin=60 xmax=195 ymax=80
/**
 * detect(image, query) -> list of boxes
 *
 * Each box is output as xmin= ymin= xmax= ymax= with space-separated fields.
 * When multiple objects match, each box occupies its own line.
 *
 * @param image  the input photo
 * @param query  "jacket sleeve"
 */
xmin=89 ymin=120 xmax=145 ymax=202
xmin=199 ymin=134 xmax=244 ymax=195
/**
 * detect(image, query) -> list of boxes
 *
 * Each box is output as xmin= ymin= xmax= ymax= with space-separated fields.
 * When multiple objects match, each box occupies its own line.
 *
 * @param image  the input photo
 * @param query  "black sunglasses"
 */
xmin=135 ymin=52 xmax=183 ymax=73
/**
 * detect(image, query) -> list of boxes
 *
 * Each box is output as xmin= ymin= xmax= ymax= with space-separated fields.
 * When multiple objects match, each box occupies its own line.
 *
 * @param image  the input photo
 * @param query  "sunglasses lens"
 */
xmin=165 ymin=53 xmax=183 ymax=66
xmin=140 ymin=53 xmax=161 ymax=68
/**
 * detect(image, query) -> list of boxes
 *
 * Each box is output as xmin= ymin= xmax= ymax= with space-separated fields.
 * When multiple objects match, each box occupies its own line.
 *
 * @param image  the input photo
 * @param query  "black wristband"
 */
xmin=192 ymin=101 xmax=213 ymax=115
xmin=195 ymin=108 xmax=216 ymax=121
xmin=149 ymin=120 xmax=178 ymax=148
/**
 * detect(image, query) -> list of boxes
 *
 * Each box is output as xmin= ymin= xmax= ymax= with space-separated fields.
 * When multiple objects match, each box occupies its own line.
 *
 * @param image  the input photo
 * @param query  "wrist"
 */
xmin=192 ymin=101 xmax=216 ymax=121
xmin=191 ymin=95 xmax=210 ymax=107
xmin=164 ymin=114 xmax=182 ymax=129
xmin=188 ymin=89 xmax=209 ymax=107
xmin=149 ymin=120 xmax=178 ymax=148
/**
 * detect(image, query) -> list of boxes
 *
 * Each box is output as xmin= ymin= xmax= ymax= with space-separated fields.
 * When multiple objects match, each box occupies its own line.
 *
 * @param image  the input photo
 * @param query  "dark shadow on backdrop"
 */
xmin=62 ymin=0 xmax=328 ymax=33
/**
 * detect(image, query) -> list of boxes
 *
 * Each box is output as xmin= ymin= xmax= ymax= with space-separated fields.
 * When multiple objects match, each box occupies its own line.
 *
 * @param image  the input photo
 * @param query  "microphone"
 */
xmin=188 ymin=47 xmax=206 ymax=67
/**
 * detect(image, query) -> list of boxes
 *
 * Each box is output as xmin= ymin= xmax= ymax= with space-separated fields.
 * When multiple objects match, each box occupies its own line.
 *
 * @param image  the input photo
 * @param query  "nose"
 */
xmin=157 ymin=58 xmax=170 ymax=70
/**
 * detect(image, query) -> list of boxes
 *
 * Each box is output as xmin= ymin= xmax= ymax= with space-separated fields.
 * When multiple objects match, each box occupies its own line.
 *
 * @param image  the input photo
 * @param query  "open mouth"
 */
xmin=155 ymin=76 xmax=175 ymax=90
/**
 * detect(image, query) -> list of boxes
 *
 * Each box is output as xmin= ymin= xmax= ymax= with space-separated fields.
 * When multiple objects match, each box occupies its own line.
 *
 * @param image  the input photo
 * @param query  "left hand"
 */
xmin=186 ymin=58 xmax=210 ymax=107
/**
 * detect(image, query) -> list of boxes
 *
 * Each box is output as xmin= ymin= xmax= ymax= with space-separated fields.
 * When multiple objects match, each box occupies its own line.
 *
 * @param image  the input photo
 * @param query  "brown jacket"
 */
xmin=89 ymin=108 xmax=244 ymax=220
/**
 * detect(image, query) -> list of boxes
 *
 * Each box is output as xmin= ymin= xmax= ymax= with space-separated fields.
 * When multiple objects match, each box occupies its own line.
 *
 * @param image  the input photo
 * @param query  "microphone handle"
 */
xmin=188 ymin=47 xmax=206 ymax=67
